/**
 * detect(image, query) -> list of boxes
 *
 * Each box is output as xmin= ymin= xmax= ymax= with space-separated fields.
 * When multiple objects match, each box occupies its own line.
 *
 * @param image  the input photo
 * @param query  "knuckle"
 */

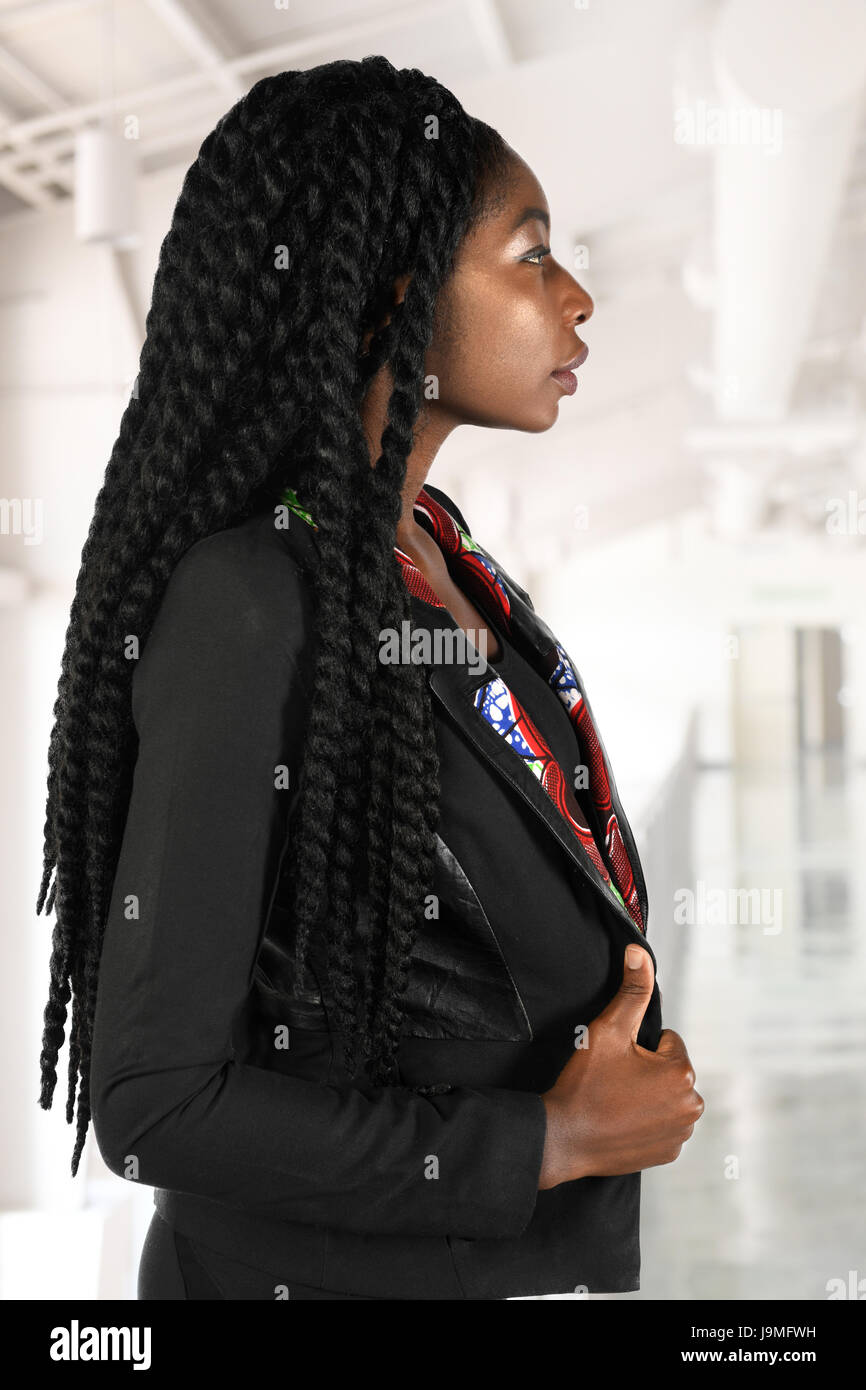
xmin=619 ymin=982 xmax=650 ymax=1000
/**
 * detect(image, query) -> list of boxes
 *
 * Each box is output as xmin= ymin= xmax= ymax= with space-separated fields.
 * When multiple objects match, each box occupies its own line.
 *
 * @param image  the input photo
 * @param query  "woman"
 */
xmin=36 ymin=57 xmax=703 ymax=1301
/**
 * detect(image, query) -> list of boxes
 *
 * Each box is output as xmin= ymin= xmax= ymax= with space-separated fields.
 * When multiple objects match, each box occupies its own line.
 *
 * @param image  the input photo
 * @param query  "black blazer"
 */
xmin=89 ymin=483 xmax=662 ymax=1300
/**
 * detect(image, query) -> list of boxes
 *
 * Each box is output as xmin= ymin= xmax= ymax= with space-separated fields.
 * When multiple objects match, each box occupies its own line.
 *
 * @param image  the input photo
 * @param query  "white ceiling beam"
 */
xmin=143 ymin=0 xmax=245 ymax=101
xmin=0 ymin=39 xmax=69 ymax=111
xmin=0 ymin=161 xmax=54 ymax=206
xmin=0 ymin=88 xmax=55 ymax=206
xmin=0 ymin=0 xmax=101 ymax=30
xmin=465 ymin=0 xmax=513 ymax=70
xmin=0 ymin=6 xmax=88 ymax=206
xmin=0 ymin=142 xmax=74 ymax=198
xmin=0 ymin=87 xmax=233 ymax=201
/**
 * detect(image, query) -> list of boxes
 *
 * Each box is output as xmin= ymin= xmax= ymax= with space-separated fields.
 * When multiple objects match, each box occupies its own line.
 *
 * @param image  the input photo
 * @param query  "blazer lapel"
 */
xmin=410 ymin=487 xmax=648 ymax=939
xmin=423 ymin=607 xmax=649 ymax=942
xmin=273 ymin=485 xmax=649 ymax=943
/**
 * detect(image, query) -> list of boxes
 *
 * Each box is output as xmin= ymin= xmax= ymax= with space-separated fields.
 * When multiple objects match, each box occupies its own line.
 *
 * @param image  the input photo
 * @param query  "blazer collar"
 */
xmin=274 ymin=483 xmax=649 ymax=942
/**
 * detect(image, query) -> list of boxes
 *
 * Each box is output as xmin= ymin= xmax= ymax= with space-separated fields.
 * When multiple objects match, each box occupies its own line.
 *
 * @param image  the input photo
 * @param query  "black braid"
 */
xmin=35 ymin=55 xmax=515 ymax=1173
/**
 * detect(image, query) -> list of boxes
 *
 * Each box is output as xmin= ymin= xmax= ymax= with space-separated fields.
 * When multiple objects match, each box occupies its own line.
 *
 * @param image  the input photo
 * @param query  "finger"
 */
xmin=598 ymin=944 xmax=656 ymax=1043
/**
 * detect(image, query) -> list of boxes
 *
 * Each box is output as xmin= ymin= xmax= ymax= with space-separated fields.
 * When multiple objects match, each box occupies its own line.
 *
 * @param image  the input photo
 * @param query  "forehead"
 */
xmin=469 ymin=155 xmax=550 ymax=247
xmin=504 ymin=158 xmax=548 ymax=217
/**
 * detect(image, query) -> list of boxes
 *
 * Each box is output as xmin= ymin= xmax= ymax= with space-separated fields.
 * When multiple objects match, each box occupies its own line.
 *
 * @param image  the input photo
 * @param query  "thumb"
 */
xmin=599 ymin=944 xmax=655 ymax=1042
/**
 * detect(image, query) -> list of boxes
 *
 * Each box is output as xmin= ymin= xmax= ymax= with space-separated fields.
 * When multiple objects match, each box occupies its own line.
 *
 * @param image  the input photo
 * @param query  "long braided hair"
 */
xmin=35 ymin=56 xmax=514 ymax=1175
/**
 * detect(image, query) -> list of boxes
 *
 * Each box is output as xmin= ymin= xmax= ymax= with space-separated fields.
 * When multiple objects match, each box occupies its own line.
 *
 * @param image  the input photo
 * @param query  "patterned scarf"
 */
xmin=279 ymin=483 xmax=644 ymax=932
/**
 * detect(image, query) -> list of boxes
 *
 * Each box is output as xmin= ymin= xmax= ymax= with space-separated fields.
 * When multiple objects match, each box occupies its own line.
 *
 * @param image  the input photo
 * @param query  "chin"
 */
xmin=516 ymin=384 xmax=563 ymax=432
xmin=461 ymin=397 xmax=560 ymax=432
xmin=515 ymin=403 xmax=560 ymax=433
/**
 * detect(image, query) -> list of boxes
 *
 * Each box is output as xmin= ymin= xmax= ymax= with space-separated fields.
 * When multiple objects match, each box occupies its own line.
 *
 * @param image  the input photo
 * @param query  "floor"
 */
xmin=636 ymin=747 xmax=866 ymax=1300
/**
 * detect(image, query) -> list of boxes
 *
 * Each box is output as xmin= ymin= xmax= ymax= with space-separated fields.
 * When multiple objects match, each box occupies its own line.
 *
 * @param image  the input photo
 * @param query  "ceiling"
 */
xmin=0 ymin=0 xmax=710 ymax=220
xmin=2 ymin=0 xmax=866 ymax=551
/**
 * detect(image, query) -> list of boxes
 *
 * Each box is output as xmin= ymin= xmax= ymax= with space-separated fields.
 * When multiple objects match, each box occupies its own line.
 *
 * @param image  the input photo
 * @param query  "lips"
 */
xmin=550 ymin=342 xmax=588 ymax=396
xmin=554 ymin=343 xmax=589 ymax=374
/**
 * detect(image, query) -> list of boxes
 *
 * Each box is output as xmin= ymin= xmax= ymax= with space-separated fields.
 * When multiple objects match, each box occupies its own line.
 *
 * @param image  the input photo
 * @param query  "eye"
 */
xmin=522 ymin=245 xmax=552 ymax=266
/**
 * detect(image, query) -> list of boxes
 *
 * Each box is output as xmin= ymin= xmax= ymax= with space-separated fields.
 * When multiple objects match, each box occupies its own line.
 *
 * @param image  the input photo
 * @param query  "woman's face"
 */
xmin=425 ymin=152 xmax=593 ymax=434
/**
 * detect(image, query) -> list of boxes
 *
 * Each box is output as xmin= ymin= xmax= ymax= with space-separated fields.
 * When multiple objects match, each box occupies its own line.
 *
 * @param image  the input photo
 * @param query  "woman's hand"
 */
xmin=538 ymin=944 xmax=704 ymax=1189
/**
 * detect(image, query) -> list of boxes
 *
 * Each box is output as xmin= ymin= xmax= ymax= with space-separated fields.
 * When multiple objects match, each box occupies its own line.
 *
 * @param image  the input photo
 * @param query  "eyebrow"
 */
xmin=509 ymin=205 xmax=550 ymax=233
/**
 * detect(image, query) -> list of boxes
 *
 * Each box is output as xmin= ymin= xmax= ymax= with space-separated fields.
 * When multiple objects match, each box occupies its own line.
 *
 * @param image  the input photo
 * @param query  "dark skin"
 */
xmin=361 ymin=149 xmax=704 ymax=1189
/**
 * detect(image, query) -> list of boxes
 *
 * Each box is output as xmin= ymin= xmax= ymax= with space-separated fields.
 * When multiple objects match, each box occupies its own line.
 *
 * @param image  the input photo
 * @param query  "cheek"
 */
xmin=430 ymin=283 xmax=556 ymax=426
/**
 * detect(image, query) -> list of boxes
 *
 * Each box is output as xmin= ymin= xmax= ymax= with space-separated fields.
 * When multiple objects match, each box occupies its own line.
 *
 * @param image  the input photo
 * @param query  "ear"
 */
xmin=361 ymin=271 xmax=412 ymax=353
xmin=392 ymin=270 xmax=411 ymax=307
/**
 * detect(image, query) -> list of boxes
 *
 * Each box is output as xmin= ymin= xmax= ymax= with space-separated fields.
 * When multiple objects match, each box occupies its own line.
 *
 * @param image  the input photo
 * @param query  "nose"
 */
xmin=564 ymin=273 xmax=593 ymax=329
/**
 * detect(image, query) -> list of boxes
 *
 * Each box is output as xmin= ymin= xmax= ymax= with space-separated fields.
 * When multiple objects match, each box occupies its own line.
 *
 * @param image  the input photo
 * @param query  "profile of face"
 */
xmin=424 ymin=150 xmax=593 ymax=435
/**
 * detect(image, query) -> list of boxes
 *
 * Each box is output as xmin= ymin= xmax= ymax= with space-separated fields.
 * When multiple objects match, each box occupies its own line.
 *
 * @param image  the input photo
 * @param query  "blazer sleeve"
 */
xmin=88 ymin=522 xmax=548 ymax=1241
